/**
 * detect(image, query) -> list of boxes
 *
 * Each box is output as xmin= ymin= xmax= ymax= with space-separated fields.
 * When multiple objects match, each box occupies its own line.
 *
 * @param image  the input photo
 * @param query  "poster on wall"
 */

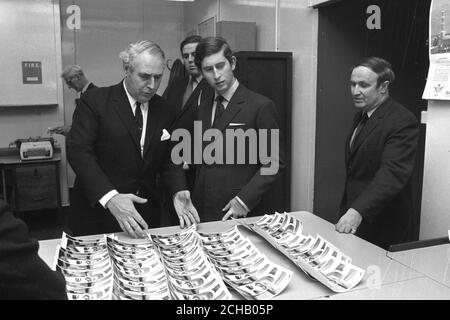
xmin=422 ymin=0 xmax=450 ymax=100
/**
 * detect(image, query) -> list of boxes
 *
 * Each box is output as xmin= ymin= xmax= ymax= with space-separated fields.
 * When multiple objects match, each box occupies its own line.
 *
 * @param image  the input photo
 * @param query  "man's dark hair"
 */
xmin=352 ymin=56 xmax=395 ymax=87
xmin=194 ymin=36 xmax=234 ymax=69
xmin=180 ymin=35 xmax=202 ymax=53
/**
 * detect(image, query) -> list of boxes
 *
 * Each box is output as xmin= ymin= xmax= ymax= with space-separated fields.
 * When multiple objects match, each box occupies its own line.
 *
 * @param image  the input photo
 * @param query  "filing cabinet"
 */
xmin=1 ymin=154 xmax=61 ymax=213
xmin=12 ymin=164 xmax=59 ymax=212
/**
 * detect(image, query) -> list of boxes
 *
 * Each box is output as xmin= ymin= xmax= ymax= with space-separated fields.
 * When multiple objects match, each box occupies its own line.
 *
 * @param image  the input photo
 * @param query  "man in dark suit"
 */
xmin=67 ymin=41 xmax=198 ymax=238
xmin=0 ymin=200 xmax=67 ymax=299
xmin=49 ymin=65 xmax=97 ymax=136
xmin=336 ymin=57 xmax=419 ymax=250
xmin=164 ymin=35 xmax=213 ymax=190
xmin=190 ymin=37 xmax=285 ymax=222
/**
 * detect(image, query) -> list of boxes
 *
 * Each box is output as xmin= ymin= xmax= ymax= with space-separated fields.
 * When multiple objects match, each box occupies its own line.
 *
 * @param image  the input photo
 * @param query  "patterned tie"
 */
xmin=182 ymin=77 xmax=195 ymax=108
xmin=213 ymin=95 xmax=225 ymax=126
xmin=350 ymin=113 xmax=368 ymax=150
xmin=135 ymin=101 xmax=143 ymax=130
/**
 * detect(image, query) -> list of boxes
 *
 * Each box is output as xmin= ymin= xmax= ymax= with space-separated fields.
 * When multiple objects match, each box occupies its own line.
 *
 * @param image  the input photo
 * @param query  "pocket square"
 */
xmin=161 ymin=129 xmax=171 ymax=141
xmin=229 ymin=123 xmax=246 ymax=126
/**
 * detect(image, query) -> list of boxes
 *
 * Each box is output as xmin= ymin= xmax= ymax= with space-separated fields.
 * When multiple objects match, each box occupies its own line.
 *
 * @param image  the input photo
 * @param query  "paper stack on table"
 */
xmin=54 ymin=225 xmax=291 ymax=300
xmin=199 ymin=226 xmax=292 ymax=300
xmin=54 ymin=233 xmax=113 ymax=300
xmin=243 ymin=212 xmax=365 ymax=293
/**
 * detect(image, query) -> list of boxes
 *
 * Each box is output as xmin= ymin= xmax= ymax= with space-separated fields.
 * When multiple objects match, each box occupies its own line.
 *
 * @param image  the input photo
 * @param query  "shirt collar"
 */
xmin=123 ymin=80 xmax=137 ymax=108
xmin=81 ymin=82 xmax=92 ymax=94
xmin=122 ymin=80 xmax=147 ymax=109
xmin=191 ymin=74 xmax=202 ymax=84
xmin=366 ymin=107 xmax=378 ymax=118
xmin=215 ymin=78 xmax=239 ymax=102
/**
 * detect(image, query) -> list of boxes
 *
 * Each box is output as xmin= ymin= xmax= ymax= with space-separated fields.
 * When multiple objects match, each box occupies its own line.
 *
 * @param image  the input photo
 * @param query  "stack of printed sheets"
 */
xmin=54 ymin=234 xmax=113 ymax=300
xmin=54 ymin=225 xmax=292 ymax=300
xmin=243 ymin=212 xmax=365 ymax=292
xmin=149 ymin=226 xmax=231 ymax=300
xmin=198 ymin=226 xmax=292 ymax=299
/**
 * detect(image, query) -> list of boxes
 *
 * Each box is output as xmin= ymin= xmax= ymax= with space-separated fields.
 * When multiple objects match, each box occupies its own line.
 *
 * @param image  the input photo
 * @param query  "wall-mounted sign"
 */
xmin=22 ymin=61 xmax=42 ymax=84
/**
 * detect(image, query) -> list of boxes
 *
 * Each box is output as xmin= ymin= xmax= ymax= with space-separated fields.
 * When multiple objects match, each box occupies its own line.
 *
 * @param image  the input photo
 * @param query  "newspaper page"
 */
xmin=423 ymin=0 xmax=450 ymax=100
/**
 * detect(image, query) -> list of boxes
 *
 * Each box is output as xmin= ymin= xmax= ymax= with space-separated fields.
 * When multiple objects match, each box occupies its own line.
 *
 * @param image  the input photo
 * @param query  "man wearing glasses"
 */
xmin=48 ymin=65 xmax=97 ymax=136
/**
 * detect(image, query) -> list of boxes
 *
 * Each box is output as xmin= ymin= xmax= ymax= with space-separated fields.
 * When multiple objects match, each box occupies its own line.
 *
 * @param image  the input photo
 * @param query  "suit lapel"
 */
xmin=346 ymin=112 xmax=361 ymax=163
xmin=213 ymin=84 xmax=244 ymax=132
xmin=348 ymin=98 xmax=392 ymax=160
xmin=111 ymin=82 xmax=141 ymax=153
xmin=143 ymin=96 xmax=162 ymax=158
xmin=198 ymin=87 xmax=214 ymax=131
xmin=176 ymin=78 xmax=206 ymax=121
xmin=176 ymin=77 xmax=189 ymax=113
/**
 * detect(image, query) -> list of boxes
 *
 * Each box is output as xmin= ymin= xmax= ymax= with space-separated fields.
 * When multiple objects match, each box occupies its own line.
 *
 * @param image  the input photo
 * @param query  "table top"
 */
xmin=38 ymin=211 xmax=423 ymax=300
xmin=387 ymin=243 xmax=450 ymax=287
xmin=318 ymin=276 xmax=450 ymax=300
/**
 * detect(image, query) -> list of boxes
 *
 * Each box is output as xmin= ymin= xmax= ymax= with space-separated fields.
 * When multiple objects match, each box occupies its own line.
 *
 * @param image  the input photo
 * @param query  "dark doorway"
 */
xmin=314 ymin=0 xmax=429 ymax=241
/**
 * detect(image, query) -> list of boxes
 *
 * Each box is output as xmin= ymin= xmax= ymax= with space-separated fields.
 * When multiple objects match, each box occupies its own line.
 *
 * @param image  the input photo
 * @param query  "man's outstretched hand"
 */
xmin=173 ymin=190 xmax=200 ymax=228
xmin=106 ymin=193 xmax=148 ymax=238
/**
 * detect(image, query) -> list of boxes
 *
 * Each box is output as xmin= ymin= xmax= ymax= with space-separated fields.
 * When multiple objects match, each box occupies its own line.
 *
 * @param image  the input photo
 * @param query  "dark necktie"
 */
xmin=213 ymin=95 xmax=225 ymax=126
xmin=135 ymin=101 xmax=143 ymax=130
xmin=350 ymin=113 xmax=368 ymax=150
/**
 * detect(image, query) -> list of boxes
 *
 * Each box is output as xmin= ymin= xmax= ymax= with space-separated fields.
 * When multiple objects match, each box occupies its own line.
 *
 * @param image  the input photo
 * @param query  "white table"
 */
xmin=38 ymin=211 xmax=424 ymax=300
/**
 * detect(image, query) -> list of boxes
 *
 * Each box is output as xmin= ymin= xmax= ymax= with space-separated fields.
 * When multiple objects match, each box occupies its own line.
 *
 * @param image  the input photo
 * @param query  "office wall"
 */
xmin=0 ymin=0 xmax=69 ymax=205
xmin=183 ymin=0 xmax=218 ymax=37
xmin=60 ymin=0 xmax=184 ymax=187
xmin=420 ymin=101 xmax=450 ymax=239
xmin=279 ymin=0 xmax=318 ymax=213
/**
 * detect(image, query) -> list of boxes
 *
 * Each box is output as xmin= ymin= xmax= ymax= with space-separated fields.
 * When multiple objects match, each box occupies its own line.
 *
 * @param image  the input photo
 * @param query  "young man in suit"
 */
xmin=336 ymin=57 xmax=419 ymax=249
xmin=67 ymin=41 xmax=198 ymax=238
xmin=0 ymin=200 xmax=67 ymax=299
xmin=49 ymin=65 xmax=97 ymax=136
xmin=191 ymin=36 xmax=285 ymax=222
xmin=164 ymin=35 xmax=213 ymax=189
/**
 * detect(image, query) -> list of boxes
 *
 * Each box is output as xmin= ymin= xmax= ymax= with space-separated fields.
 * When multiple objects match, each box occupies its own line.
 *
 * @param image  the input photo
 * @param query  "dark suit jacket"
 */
xmin=340 ymin=97 xmax=419 ymax=249
xmin=0 ymin=201 xmax=67 ymax=299
xmin=192 ymin=84 xmax=285 ymax=222
xmin=163 ymin=77 xmax=213 ymax=225
xmin=75 ymin=82 xmax=98 ymax=109
xmin=67 ymin=81 xmax=186 ymax=235
xmin=166 ymin=76 xmax=214 ymax=183
xmin=85 ymin=82 xmax=97 ymax=92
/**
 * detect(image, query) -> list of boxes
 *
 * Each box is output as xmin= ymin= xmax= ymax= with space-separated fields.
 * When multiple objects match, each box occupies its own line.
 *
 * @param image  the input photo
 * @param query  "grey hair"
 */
xmin=61 ymin=65 xmax=84 ymax=80
xmin=119 ymin=40 xmax=166 ymax=72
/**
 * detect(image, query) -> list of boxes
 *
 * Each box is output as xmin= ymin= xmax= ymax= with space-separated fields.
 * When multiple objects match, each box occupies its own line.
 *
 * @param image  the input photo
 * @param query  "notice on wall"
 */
xmin=423 ymin=0 xmax=450 ymax=100
xmin=22 ymin=61 xmax=42 ymax=84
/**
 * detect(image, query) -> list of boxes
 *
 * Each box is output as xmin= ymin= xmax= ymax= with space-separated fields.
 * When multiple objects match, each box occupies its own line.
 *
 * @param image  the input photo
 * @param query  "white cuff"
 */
xmin=235 ymin=196 xmax=250 ymax=212
xmin=99 ymin=190 xmax=119 ymax=208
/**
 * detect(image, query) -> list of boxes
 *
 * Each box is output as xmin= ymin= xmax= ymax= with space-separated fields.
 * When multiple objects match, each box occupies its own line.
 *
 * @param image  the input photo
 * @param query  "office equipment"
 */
xmin=0 ymin=149 xmax=61 ymax=214
xmin=12 ymin=137 xmax=55 ymax=161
